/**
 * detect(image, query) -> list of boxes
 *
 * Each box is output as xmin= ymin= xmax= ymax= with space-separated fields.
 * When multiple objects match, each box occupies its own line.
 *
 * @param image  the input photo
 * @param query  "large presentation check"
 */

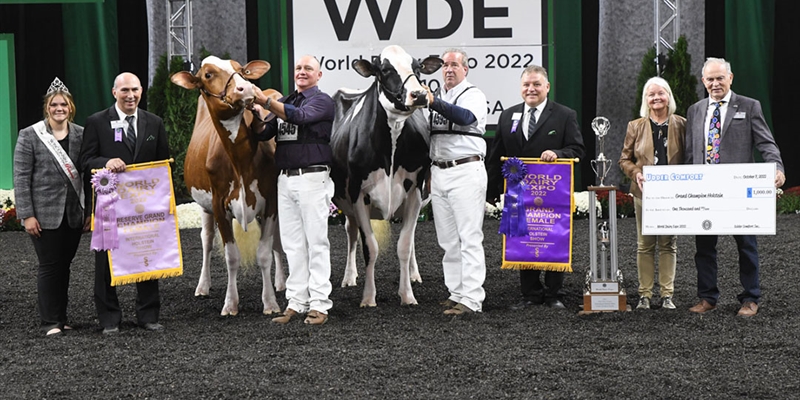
xmin=642 ymin=163 xmax=776 ymax=235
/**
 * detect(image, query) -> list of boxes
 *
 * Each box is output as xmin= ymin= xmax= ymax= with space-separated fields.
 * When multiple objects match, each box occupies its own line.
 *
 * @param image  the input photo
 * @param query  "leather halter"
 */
xmin=383 ymin=72 xmax=418 ymax=112
xmin=200 ymin=70 xmax=252 ymax=109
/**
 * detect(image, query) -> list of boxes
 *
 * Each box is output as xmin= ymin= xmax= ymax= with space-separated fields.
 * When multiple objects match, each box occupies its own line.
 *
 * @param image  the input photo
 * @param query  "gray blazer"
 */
xmin=685 ymin=91 xmax=784 ymax=172
xmin=13 ymin=121 xmax=85 ymax=229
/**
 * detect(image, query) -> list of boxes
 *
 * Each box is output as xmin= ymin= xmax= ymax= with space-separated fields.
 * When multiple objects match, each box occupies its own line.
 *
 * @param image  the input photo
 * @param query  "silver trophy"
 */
xmin=580 ymin=116 xmax=626 ymax=313
xmin=590 ymin=116 xmax=612 ymax=187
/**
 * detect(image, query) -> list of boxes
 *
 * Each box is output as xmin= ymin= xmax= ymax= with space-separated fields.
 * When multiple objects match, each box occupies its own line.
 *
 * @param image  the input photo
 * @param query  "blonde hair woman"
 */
xmin=619 ymin=77 xmax=686 ymax=310
xmin=13 ymin=78 xmax=88 ymax=336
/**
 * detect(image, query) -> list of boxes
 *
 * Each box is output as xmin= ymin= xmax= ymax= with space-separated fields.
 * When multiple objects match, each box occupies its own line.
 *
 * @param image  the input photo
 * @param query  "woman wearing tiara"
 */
xmin=13 ymin=78 xmax=89 ymax=336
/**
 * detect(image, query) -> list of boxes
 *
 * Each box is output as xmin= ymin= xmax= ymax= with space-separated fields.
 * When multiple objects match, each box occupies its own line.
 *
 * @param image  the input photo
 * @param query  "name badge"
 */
xmin=276 ymin=118 xmax=298 ymax=142
xmin=734 ymin=111 xmax=746 ymax=119
xmin=510 ymin=112 xmax=522 ymax=133
xmin=430 ymin=110 xmax=449 ymax=131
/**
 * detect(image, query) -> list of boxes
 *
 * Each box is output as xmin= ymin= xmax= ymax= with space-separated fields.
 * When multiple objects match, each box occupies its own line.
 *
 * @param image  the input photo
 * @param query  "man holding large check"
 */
xmin=678 ymin=58 xmax=786 ymax=318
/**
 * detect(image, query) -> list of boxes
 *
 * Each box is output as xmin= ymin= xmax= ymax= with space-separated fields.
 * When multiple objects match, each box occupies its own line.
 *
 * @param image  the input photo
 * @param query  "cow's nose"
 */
xmin=411 ymin=90 xmax=427 ymax=105
xmin=235 ymin=85 xmax=245 ymax=92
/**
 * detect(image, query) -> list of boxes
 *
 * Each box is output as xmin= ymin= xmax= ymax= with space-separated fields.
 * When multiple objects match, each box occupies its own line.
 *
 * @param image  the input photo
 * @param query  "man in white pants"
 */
xmin=252 ymin=55 xmax=335 ymax=325
xmin=426 ymin=48 xmax=488 ymax=315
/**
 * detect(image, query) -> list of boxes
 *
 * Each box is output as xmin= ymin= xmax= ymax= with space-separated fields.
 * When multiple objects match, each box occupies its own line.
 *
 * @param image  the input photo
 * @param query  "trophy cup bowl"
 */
xmin=591 ymin=158 xmax=612 ymax=187
xmin=591 ymin=116 xmax=612 ymax=187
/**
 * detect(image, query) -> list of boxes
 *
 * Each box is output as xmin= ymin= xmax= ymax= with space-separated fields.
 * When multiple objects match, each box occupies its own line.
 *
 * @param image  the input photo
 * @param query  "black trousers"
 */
xmin=520 ymin=269 xmax=564 ymax=302
xmin=94 ymin=251 xmax=160 ymax=328
xmin=30 ymin=218 xmax=82 ymax=332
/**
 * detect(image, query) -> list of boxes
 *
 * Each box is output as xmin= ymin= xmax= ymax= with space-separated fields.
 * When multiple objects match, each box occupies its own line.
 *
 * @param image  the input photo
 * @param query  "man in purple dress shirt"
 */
xmin=251 ymin=55 xmax=335 ymax=325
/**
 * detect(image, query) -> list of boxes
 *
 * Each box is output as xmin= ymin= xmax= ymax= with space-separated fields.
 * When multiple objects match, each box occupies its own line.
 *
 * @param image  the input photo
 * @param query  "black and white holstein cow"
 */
xmin=330 ymin=45 xmax=443 ymax=307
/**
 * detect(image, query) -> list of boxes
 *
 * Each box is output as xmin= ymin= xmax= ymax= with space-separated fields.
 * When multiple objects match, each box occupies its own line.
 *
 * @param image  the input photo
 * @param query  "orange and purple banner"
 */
xmin=500 ymin=159 xmax=575 ymax=271
xmin=91 ymin=160 xmax=183 ymax=286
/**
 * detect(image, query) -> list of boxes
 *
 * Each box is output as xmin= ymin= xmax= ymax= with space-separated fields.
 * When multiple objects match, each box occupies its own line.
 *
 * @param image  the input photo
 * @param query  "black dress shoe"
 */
xmin=509 ymin=299 xmax=537 ymax=311
xmin=142 ymin=323 xmax=165 ymax=331
xmin=102 ymin=326 xmax=120 ymax=335
xmin=546 ymin=299 xmax=566 ymax=309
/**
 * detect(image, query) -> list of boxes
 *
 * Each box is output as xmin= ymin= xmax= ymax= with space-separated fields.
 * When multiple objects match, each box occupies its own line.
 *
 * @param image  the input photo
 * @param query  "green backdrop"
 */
xmin=1 ymin=34 xmax=17 ymax=189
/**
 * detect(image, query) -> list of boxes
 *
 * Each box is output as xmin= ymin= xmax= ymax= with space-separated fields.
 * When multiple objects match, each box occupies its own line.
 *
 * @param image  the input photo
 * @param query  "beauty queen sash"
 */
xmin=32 ymin=121 xmax=83 ymax=209
xmin=91 ymin=160 xmax=183 ymax=286
xmin=500 ymin=158 xmax=576 ymax=272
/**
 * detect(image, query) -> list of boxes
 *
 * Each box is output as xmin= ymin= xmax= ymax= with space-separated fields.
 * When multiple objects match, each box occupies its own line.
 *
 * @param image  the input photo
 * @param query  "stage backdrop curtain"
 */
xmin=725 ymin=0 xmax=774 ymax=135
xmin=62 ymin=0 xmax=118 ymax=124
xmin=725 ymin=1 xmax=775 ymax=164
xmin=256 ymin=0 xmax=287 ymax=95
xmin=551 ymin=0 xmax=583 ymax=188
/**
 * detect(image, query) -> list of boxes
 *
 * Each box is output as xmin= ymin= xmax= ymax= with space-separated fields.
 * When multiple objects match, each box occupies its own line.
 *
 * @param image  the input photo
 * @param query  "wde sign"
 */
xmin=290 ymin=0 xmax=545 ymax=127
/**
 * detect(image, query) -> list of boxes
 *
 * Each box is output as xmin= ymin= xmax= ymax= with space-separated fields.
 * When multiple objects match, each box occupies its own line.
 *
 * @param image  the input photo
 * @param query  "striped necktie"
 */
xmin=125 ymin=115 xmax=136 ymax=152
xmin=527 ymin=108 xmax=537 ymax=140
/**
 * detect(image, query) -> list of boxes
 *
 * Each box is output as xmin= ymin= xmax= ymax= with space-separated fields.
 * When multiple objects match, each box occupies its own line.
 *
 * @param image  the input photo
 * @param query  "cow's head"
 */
xmin=353 ymin=45 xmax=442 ymax=113
xmin=171 ymin=56 xmax=270 ymax=114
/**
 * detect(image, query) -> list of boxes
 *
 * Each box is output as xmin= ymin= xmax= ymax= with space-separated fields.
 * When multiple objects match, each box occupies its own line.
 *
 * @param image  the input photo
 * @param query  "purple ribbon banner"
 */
xmin=501 ymin=160 xmax=575 ymax=272
xmin=101 ymin=160 xmax=183 ymax=286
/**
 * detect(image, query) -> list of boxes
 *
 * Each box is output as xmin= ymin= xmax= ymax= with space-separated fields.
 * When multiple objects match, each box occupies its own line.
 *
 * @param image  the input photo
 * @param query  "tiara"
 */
xmin=46 ymin=77 xmax=70 ymax=95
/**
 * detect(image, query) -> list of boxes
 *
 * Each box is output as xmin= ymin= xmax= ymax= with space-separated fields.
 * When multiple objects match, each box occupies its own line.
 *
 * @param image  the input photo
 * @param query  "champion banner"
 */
xmin=91 ymin=160 xmax=183 ymax=286
xmin=500 ymin=159 xmax=575 ymax=271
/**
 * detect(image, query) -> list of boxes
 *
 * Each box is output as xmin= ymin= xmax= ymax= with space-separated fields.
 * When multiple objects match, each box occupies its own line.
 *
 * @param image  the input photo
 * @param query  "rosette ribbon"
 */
xmin=90 ymin=169 xmax=120 ymax=251
xmin=498 ymin=157 xmax=528 ymax=237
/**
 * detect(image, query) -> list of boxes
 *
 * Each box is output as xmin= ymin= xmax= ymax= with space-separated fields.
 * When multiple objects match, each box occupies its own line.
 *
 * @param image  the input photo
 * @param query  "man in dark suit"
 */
xmin=80 ymin=72 xmax=170 ymax=334
xmin=486 ymin=65 xmax=585 ymax=310
xmin=685 ymin=58 xmax=785 ymax=318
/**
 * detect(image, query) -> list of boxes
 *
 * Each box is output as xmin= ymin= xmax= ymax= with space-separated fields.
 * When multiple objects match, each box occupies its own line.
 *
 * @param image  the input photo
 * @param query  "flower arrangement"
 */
xmin=777 ymin=186 xmax=800 ymax=214
xmin=595 ymin=190 xmax=636 ymax=219
xmin=573 ymin=191 xmax=603 ymax=219
xmin=0 ymin=194 xmax=22 ymax=232
xmin=485 ymin=197 xmax=503 ymax=220
xmin=176 ymin=203 xmax=203 ymax=229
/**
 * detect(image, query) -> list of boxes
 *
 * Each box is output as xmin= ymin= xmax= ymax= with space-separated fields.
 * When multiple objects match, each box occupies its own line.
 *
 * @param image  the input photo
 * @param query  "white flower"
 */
xmin=176 ymin=203 xmax=204 ymax=229
xmin=485 ymin=196 xmax=503 ymax=220
xmin=0 ymin=189 xmax=14 ymax=210
xmin=573 ymin=191 xmax=602 ymax=216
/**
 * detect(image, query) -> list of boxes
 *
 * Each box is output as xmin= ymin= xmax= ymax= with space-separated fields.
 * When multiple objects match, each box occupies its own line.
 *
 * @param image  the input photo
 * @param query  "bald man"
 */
xmin=80 ymin=72 xmax=170 ymax=334
xmin=251 ymin=55 xmax=335 ymax=325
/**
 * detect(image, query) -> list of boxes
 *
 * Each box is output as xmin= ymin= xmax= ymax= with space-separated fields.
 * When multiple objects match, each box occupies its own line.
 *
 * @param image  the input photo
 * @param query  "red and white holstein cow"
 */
xmin=330 ymin=45 xmax=443 ymax=306
xmin=171 ymin=56 xmax=284 ymax=316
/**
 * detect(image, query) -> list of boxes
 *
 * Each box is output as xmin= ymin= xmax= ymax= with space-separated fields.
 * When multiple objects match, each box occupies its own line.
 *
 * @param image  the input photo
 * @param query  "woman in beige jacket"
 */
xmin=619 ymin=77 xmax=686 ymax=310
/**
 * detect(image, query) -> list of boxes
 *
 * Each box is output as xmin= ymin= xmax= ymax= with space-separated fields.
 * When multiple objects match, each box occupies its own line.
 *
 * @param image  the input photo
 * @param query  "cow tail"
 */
xmin=214 ymin=220 xmax=261 ymax=270
xmin=370 ymin=220 xmax=391 ymax=256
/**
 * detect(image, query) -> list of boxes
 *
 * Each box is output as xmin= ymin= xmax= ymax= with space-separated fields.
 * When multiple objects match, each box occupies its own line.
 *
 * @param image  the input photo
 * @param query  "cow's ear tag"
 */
xmin=244 ymin=70 xmax=251 ymax=75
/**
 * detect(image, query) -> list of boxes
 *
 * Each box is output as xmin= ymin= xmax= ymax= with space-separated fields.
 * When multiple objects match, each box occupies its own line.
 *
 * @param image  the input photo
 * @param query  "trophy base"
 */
xmin=579 ymin=285 xmax=629 ymax=314
xmin=587 ymin=185 xmax=619 ymax=192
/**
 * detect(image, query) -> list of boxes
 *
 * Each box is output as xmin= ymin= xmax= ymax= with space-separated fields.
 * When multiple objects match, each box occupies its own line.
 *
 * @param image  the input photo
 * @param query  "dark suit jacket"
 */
xmin=81 ymin=106 xmax=169 ymax=215
xmin=80 ymin=106 xmax=170 ymax=178
xmin=13 ymin=122 xmax=86 ymax=229
xmin=486 ymin=100 xmax=585 ymax=201
xmin=685 ymin=91 xmax=783 ymax=172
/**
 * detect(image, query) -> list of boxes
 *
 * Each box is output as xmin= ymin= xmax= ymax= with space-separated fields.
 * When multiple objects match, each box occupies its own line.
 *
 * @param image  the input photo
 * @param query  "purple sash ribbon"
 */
xmin=91 ymin=192 xmax=119 ymax=251
xmin=499 ymin=183 xmax=528 ymax=237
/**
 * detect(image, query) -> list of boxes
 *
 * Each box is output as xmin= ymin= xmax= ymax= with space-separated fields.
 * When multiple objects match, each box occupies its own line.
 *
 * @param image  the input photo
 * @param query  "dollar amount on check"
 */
xmin=641 ymin=163 xmax=776 ymax=235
